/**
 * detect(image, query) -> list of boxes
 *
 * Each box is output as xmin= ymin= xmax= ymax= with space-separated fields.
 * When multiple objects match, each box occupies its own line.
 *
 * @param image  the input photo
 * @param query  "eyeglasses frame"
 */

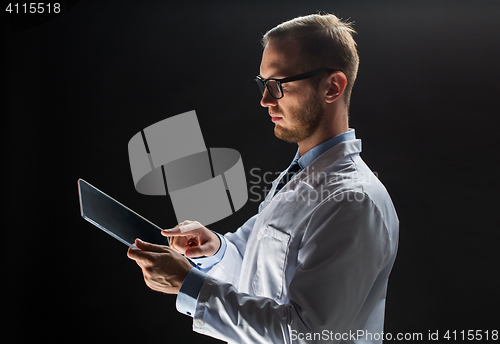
xmin=255 ymin=68 xmax=342 ymax=100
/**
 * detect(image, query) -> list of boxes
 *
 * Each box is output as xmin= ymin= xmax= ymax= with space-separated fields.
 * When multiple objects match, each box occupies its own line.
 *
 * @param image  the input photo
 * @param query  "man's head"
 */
xmin=261 ymin=14 xmax=359 ymax=104
xmin=258 ymin=14 xmax=359 ymax=153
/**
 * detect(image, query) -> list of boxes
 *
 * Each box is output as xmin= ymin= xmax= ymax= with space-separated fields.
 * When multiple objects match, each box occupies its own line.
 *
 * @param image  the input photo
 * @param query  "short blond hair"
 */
xmin=262 ymin=14 xmax=359 ymax=105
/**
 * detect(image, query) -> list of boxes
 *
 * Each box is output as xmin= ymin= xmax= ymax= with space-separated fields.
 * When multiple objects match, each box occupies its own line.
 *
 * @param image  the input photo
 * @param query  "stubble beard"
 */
xmin=274 ymin=91 xmax=324 ymax=144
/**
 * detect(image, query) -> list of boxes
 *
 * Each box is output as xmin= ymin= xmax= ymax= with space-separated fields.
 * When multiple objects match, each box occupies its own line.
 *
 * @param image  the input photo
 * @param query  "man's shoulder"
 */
xmin=304 ymin=144 xmax=397 ymax=222
xmin=300 ymin=139 xmax=374 ymax=195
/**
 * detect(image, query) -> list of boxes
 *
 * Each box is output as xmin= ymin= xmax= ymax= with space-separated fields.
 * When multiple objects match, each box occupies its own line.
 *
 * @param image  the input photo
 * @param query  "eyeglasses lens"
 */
xmin=255 ymin=78 xmax=282 ymax=99
xmin=255 ymin=78 xmax=266 ymax=95
xmin=266 ymin=80 xmax=281 ymax=99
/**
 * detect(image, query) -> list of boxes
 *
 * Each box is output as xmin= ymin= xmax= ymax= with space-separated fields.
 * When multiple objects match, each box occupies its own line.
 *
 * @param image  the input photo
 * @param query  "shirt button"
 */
xmin=257 ymin=230 xmax=263 ymax=240
xmin=194 ymin=319 xmax=204 ymax=327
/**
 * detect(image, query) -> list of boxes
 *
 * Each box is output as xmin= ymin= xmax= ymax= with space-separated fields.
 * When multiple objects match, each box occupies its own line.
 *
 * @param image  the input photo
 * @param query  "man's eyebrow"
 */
xmin=258 ymin=74 xmax=283 ymax=80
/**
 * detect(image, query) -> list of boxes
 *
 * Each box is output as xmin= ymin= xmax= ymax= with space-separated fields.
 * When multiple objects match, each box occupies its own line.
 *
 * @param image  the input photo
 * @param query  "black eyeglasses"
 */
xmin=255 ymin=68 xmax=340 ymax=100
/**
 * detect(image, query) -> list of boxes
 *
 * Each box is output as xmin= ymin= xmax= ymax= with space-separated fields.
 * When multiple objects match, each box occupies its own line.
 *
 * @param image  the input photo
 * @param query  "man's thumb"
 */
xmin=184 ymin=244 xmax=209 ymax=258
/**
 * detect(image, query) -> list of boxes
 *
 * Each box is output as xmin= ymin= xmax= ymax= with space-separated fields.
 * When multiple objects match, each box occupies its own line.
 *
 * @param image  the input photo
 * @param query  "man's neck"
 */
xmin=298 ymin=120 xmax=349 ymax=156
xmin=296 ymin=99 xmax=350 ymax=156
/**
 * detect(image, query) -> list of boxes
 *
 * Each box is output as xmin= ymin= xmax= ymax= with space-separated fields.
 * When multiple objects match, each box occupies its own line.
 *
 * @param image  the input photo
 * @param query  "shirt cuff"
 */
xmin=190 ymin=232 xmax=227 ymax=273
xmin=176 ymin=233 xmax=227 ymax=318
xmin=176 ymin=267 xmax=207 ymax=317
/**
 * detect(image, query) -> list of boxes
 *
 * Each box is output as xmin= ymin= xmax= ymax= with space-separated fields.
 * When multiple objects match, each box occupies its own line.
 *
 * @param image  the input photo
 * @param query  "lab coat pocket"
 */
xmin=252 ymin=224 xmax=291 ymax=300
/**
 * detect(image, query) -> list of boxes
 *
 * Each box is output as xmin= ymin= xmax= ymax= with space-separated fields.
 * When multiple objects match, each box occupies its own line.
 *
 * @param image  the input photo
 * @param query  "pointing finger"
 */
xmin=162 ymin=221 xmax=203 ymax=236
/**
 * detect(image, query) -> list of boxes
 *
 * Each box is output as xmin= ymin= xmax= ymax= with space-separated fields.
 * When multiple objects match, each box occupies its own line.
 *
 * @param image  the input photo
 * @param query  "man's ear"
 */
xmin=324 ymin=71 xmax=348 ymax=104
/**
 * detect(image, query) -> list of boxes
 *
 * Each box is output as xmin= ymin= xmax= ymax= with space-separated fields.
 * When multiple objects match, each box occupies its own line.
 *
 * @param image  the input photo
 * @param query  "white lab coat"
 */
xmin=192 ymin=139 xmax=399 ymax=343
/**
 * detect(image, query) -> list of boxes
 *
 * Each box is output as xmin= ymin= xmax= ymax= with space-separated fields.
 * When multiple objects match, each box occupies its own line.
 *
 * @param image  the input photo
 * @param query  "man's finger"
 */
xmin=134 ymin=238 xmax=169 ymax=252
xmin=127 ymin=246 xmax=152 ymax=262
xmin=185 ymin=242 xmax=214 ymax=258
xmin=161 ymin=227 xmax=183 ymax=237
xmin=162 ymin=221 xmax=202 ymax=236
xmin=127 ymin=240 xmax=173 ymax=263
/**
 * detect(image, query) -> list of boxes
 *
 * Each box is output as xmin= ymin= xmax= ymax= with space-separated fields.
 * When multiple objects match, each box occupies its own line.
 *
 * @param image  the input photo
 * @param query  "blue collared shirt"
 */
xmin=176 ymin=129 xmax=356 ymax=317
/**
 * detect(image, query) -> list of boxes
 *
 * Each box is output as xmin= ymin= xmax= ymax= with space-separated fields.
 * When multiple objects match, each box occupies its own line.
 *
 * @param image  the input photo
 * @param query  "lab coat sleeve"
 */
xmin=190 ymin=192 xmax=394 ymax=344
xmin=224 ymin=213 xmax=258 ymax=257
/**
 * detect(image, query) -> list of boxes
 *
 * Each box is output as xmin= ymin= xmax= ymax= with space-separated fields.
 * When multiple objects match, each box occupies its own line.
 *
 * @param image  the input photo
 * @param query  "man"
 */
xmin=128 ymin=14 xmax=399 ymax=343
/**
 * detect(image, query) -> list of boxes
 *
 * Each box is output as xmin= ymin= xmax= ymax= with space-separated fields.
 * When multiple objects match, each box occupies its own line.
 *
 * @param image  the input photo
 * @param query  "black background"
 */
xmin=2 ymin=1 xmax=499 ymax=342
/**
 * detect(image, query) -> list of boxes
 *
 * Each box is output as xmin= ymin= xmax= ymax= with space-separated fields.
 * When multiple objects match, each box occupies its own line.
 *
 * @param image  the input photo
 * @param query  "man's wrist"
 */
xmin=191 ymin=233 xmax=227 ymax=272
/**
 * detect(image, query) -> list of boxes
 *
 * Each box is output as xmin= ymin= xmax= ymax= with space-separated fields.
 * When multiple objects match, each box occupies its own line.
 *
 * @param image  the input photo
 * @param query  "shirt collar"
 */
xmin=292 ymin=129 xmax=356 ymax=170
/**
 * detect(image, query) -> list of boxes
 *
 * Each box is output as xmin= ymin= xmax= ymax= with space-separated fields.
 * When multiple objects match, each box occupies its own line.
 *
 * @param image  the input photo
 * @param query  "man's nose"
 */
xmin=260 ymin=88 xmax=278 ymax=108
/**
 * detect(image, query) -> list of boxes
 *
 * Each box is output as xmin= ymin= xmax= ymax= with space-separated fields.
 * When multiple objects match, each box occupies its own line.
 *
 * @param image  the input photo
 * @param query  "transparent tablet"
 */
xmin=78 ymin=179 xmax=169 ymax=248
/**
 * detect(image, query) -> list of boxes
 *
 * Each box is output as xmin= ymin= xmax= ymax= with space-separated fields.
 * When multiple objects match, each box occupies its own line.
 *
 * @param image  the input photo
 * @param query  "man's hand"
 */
xmin=127 ymin=239 xmax=193 ymax=294
xmin=162 ymin=220 xmax=220 ymax=258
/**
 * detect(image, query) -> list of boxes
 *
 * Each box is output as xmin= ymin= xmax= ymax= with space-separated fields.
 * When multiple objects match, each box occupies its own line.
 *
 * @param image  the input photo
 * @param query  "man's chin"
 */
xmin=274 ymin=125 xmax=299 ymax=144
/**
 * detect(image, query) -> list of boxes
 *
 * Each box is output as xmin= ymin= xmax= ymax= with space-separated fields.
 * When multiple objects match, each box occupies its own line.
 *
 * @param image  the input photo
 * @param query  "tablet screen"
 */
xmin=78 ymin=179 xmax=169 ymax=248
